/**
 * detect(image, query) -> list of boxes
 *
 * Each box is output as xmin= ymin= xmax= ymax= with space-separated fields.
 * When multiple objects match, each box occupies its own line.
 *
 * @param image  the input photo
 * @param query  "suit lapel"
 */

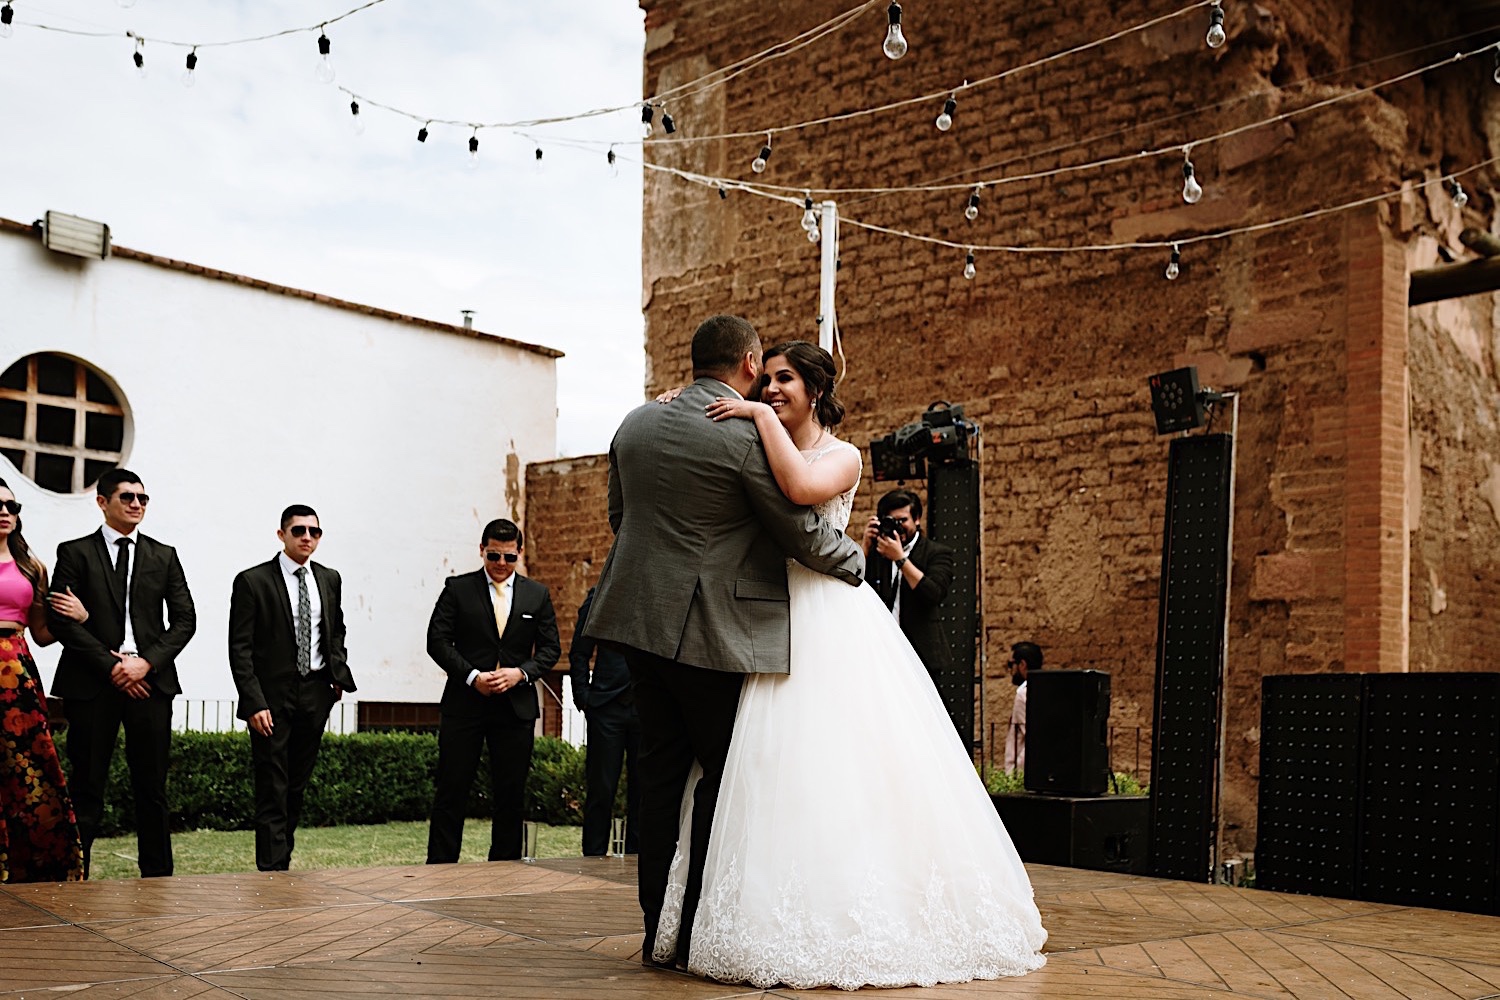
xmin=477 ymin=571 xmax=501 ymax=642
xmin=312 ymin=562 xmax=335 ymax=649
xmin=266 ymin=557 xmax=296 ymax=641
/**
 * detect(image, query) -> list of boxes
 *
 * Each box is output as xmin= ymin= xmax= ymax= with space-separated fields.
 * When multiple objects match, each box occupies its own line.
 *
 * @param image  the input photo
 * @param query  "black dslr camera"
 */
xmin=878 ymin=515 xmax=901 ymax=539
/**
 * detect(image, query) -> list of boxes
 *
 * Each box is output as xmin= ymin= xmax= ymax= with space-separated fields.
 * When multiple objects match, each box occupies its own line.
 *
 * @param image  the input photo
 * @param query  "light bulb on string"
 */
xmin=181 ymin=48 xmax=197 ymax=88
xmin=801 ymin=194 xmax=818 ymax=232
xmin=607 ymin=147 xmax=618 ymax=176
xmin=417 ymin=122 xmax=429 ymax=143
xmin=936 ymin=94 xmax=957 ymax=132
xmin=349 ymin=99 xmax=364 ymax=136
xmin=535 ymin=147 xmax=544 ymax=168
xmin=718 ymin=184 xmax=728 ymax=200
xmin=883 ymin=2 xmax=908 ymax=59
xmin=0 ymin=4 xmax=13 ymax=40
xmin=132 ymin=38 xmax=146 ymax=79
xmin=752 ymin=134 xmax=772 ymax=174
xmin=315 ymin=28 xmax=335 ymax=84
xmin=1448 ymin=179 xmax=1469 ymax=209
xmin=1181 ymin=148 xmax=1203 ymax=203
xmin=964 ymin=185 xmax=981 ymax=221
xmin=661 ymin=109 xmax=676 ymax=134
xmin=1493 ymin=44 xmax=1500 ymax=85
xmin=963 ymin=250 xmax=976 ymax=280
xmin=640 ymin=103 xmax=655 ymax=138
xmin=808 ymin=222 xmax=820 ymax=244
xmin=1166 ymin=244 xmax=1181 ymax=280
xmin=1206 ymin=1 xmax=1226 ymax=49
xmin=467 ymin=131 xmax=479 ymax=170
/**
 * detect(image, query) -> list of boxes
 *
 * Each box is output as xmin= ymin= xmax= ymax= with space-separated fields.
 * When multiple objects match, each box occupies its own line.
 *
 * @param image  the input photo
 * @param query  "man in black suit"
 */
xmin=426 ymin=518 xmax=559 ymax=863
xmin=861 ymin=488 xmax=954 ymax=681
xmin=568 ymin=586 xmax=639 ymax=856
xmin=49 ymin=469 xmax=196 ymax=878
xmin=228 ymin=504 xmax=356 ymax=872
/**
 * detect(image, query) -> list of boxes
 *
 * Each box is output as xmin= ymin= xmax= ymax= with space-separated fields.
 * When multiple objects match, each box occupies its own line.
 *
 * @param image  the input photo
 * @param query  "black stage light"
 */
xmin=1148 ymin=367 xmax=1208 ymax=435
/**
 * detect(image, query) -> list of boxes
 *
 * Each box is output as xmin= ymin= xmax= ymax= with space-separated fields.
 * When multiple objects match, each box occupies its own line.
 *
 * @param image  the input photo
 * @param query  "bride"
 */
xmin=651 ymin=340 xmax=1046 ymax=990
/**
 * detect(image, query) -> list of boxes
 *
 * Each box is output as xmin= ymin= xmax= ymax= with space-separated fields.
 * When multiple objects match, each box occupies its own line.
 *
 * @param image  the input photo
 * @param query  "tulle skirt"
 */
xmin=654 ymin=563 xmax=1046 ymax=990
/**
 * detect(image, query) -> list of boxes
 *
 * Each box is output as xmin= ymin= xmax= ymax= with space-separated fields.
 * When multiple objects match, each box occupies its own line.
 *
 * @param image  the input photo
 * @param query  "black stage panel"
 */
xmin=1149 ymin=433 xmax=1234 ymax=882
xmin=1256 ymin=674 xmax=1365 ymax=898
xmin=928 ymin=459 xmax=980 ymax=749
xmin=1358 ymin=673 xmax=1500 ymax=913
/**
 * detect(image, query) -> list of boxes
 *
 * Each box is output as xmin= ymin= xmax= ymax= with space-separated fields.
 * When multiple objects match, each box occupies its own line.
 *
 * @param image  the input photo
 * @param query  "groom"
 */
xmin=585 ymin=314 xmax=864 ymax=967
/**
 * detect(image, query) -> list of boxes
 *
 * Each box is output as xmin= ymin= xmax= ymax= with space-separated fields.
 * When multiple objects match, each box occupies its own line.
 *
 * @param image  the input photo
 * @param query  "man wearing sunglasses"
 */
xmin=228 ymin=505 xmax=357 ymax=871
xmin=49 ymin=469 xmax=197 ymax=878
xmin=426 ymin=517 xmax=559 ymax=863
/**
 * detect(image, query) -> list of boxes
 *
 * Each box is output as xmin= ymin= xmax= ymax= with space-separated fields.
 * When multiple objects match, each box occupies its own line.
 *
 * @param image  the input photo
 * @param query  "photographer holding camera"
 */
xmin=862 ymin=489 xmax=954 ymax=682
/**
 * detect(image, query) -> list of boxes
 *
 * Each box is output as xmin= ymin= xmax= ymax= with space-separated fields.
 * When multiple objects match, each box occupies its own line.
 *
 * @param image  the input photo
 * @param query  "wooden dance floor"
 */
xmin=5 ymin=857 xmax=1500 ymax=998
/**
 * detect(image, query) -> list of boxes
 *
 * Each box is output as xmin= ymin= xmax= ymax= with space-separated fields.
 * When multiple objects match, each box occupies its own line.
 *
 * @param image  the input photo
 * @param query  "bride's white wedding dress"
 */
xmin=652 ymin=440 xmax=1046 ymax=990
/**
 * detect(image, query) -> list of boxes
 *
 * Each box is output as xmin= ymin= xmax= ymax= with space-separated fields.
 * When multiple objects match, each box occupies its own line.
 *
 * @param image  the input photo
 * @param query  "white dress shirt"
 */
xmin=278 ymin=552 xmax=325 ymax=673
xmin=101 ymin=523 xmax=138 ymax=654
xmin=468 ymin=573 xmax=516 ymax=688
xmin=890 ymin=530 xmax=919 ymax=621
xmin=1006 ymin=680 xmax=1028 ymax=773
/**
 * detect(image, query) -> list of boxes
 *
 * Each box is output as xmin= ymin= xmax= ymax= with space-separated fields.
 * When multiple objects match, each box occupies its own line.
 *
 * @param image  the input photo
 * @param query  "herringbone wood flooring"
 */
xmin=4 ymin=857 xmax=1500 ymax=998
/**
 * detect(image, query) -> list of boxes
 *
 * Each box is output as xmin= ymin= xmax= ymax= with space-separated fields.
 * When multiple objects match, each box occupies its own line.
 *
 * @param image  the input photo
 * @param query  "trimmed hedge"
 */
xmin=55 ymin=729 xmax=605 ymax=837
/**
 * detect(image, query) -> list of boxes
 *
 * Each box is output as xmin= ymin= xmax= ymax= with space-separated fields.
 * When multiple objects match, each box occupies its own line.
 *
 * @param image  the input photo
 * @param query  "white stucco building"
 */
xmin=0 ymin=213 xmax=562 ymax=725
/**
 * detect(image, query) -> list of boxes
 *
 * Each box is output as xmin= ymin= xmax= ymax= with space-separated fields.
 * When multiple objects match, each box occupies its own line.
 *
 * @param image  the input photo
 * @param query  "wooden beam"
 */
xmin=1409 ymin=256 xmax=1500 ymax=305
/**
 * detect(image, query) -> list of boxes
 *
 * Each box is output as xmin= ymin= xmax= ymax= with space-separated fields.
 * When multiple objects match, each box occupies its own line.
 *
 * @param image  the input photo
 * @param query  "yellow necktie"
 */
xmin=492 ymin=579 xmax=510 ymax=636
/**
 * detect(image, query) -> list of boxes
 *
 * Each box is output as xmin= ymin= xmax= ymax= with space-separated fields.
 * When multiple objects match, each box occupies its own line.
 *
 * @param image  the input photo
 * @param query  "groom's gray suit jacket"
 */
xmin=584 ymin=377 xmax=863 ymax=674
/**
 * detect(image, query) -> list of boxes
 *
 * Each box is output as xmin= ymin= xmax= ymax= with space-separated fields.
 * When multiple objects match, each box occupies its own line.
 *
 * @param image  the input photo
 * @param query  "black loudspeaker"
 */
xmin=927 ymin=459 xmax=979 ymax=749
xmin=1024 ymin=670 xmax=1110 ymax=796
xmin=992 ymin=793 xmax=1151 ymax=873
xmin=1149 ymin=432 xmax=1234 ymax=882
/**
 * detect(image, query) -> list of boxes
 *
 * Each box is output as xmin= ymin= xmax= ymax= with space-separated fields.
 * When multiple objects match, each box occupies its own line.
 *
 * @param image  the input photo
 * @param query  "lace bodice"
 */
xmin=803 ymin=439 xmax=861 ymax=532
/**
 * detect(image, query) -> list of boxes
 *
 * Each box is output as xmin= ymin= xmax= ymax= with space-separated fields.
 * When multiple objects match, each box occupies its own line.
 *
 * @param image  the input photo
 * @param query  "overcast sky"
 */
xmin=0 ymin=0 xmax=646 ymax=456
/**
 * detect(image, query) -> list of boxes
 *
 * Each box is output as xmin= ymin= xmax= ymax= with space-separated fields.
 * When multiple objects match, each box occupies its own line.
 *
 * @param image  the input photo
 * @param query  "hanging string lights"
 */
xmin=882 ymin=2 xmax=907 ymax=60
xmin=1181 ymin=146 xmax=1204 ymax=203
xmin=0 ymin=3 xmax=14 ymax=40
xmin=349 ymin=98 xmax=364 ymax=135
xmin=964 ymin=185 xmax=982 ymax=221
xmin=467 ymin=130 xmax=480 ymax=168
xmin=641 ymin=103 xmax=655 ymax=137
xmin=181 ymin=48 xmax=197 ymax=87
xmin=752 ymin=134 xmax=773 ymax=173
xmin=936 ymin=92 xmax=958 ymax=132
xmin=1166 ymin=244 xmax=1182 ymax=280
xmin=315 ymin=27 xmax=335 ymax=84
xmin=1446 ymin=178 xmax=1469 ymax=208
xmin=132 ymin=36 xmax=145 ymax=78
xmin=963 ymin=250 xmax=976 ymax=280
xmin=1205 ymin=1 xmax=1226 ymax=49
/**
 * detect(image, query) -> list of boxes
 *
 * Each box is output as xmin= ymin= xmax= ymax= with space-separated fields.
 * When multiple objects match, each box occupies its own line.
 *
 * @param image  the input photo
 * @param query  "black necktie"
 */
xmin=114 ymin=538 xmax=132 ymax=644
xmin=114 ymin=537 xmax=132 ymax=607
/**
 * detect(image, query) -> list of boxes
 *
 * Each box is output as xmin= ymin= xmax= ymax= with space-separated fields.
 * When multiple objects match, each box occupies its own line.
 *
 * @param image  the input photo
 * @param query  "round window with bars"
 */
xmin=0 ymin=353 xmax=130 ymax=494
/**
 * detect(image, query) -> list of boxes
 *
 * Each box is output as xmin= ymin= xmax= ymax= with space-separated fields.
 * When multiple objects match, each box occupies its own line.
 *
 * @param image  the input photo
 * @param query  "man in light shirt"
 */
xmin=426 ymin=518 xmax=559 ymax=863
xmin=1005 ymin=642 xmax=1044 ymax=773
xmin=228 ymin=504 xmax=356 ymax=871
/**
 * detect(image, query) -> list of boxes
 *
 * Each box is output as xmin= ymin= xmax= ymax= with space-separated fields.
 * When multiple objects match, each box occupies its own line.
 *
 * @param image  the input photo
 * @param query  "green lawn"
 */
xmin=88 ymin=821 xmax=587 ymax=880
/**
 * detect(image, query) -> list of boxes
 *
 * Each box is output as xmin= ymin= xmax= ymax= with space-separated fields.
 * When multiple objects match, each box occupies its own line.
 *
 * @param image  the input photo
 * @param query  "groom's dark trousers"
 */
xmin=624 ymin=647 xmax=743 ymax=966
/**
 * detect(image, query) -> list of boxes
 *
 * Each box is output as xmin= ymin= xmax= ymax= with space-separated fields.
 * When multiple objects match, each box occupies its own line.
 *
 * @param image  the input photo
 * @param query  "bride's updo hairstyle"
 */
xmin=761 ymin=340 xmax=845 ymax=428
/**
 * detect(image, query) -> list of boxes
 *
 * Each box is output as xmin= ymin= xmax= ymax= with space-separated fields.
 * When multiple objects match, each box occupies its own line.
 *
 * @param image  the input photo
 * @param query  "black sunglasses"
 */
xmin=0 ymin=500 xmax=20 ymax=515
xmin=114 ymin=491 xmax=150 ymax=506
xmin=289 ymin=525 xmax=324 ymax=538
xmin=485 ymin=551 xmax=519 ymax=564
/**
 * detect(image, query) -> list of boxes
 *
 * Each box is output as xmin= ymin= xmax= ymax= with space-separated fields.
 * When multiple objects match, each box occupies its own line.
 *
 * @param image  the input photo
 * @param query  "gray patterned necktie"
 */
xmin=294 ymin=566 xmax=312 ymax=676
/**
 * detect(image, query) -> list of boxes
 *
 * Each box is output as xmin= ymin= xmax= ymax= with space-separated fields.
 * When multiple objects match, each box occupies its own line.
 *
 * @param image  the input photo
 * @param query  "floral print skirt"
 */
xmin=0 ymin=631 xmax=84 ymax=882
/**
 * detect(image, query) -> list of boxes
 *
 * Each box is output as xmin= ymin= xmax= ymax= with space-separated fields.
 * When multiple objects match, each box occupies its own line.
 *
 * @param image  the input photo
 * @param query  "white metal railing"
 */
xmin=172 ymin=699 xmax=358 ymax=734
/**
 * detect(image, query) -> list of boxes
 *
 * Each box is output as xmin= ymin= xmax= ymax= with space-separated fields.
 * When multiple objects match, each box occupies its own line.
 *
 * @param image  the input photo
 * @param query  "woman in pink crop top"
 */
xmin=1 ymin=476 xmax=88 ymax=882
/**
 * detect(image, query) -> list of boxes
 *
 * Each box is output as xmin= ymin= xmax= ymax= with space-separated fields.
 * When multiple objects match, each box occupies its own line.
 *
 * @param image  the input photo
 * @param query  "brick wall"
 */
xmin=524 ymin=454 xmax=615 ymax=733
xmin=526 ymin=0 xmax=1496 ymax=851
